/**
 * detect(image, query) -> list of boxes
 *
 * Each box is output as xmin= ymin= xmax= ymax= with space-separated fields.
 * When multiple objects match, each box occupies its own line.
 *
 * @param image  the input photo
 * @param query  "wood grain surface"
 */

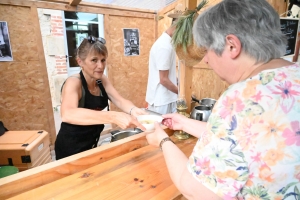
xmin=6 ymin=136 xmax=197 ymax=200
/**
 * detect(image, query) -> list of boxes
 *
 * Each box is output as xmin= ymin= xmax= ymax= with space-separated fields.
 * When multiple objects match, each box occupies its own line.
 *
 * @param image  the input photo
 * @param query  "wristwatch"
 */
xmin=159 ymin=137 xmax=174 ymax=151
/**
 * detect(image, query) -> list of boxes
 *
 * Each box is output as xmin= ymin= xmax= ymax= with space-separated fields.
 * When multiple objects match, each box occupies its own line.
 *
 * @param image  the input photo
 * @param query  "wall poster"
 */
xmin=0 ymin=21 xmax=13 ymax=61
xmin=123 ymin=28 xmax=140 ymax=56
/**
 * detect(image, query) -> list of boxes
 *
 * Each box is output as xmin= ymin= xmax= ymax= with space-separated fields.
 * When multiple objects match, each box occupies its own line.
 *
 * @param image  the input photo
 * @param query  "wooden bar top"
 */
xmin=5 ymin=135 xmax=197 ymax=200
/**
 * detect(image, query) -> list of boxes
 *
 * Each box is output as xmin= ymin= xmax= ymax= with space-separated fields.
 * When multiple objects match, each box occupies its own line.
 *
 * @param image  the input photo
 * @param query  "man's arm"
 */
xmin=159 ymin=70 xmax=178 ymax=94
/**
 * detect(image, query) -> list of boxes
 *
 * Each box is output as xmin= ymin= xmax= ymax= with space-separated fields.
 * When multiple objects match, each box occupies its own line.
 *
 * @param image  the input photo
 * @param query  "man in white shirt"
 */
xmin=146 ymin=19 xmax=178 ymax=115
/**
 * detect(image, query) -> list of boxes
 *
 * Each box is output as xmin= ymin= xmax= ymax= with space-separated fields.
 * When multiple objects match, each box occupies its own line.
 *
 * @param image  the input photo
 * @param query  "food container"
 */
xmin=136 ymin=115 xmax=163 ymax=131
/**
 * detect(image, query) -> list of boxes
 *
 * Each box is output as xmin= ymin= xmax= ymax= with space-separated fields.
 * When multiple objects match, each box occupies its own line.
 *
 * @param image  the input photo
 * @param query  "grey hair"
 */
xmin=193 ymin=0 xmax=287 ymax=63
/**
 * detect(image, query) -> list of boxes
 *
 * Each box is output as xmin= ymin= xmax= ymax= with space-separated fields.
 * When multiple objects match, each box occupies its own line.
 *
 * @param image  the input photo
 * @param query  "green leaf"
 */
xmin=224 ymin=159 xmax=236 ymax=167
xmin=280 ymin=182 xmax=299 ymax=195
xmin=236 ymin=171 xmax=249 ymax=182
xmin=172 ymin=0 xmax=209 ymax=52
xmin=294 ymin=186 xmax=300 ymax=200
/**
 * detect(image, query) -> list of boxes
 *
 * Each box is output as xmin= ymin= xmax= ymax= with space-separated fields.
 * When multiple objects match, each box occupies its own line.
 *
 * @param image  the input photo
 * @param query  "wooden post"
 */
xmin=185 ymin=65 xmax=193 ymax=114
xmin=178 ymin=60 xmax=186 ymax=99
xmin=186 ymin=0 xmax=197 ymax=10
xmin=177 ymin=0 xmax=198 ymax=113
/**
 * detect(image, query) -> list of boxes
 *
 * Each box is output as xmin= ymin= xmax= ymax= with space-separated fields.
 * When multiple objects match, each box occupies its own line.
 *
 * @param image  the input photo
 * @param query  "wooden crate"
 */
xmin=0 ymin=130 xmax=51 ymax=171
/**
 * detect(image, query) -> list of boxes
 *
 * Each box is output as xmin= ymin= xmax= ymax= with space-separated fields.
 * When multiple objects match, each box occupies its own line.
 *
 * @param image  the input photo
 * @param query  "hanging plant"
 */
xmin=172 ymin=0 xmax=209 ymax=66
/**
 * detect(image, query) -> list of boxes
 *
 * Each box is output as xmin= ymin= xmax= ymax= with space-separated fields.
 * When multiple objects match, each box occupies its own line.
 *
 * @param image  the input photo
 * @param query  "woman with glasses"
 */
xmin=55 ymin=36 xmax=146 ymax=160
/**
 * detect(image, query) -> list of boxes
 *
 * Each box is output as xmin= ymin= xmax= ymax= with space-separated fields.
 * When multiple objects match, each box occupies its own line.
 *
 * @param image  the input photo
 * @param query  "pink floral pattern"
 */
xmin=282 ymin=121 xmax=300 ymax=146
xmin=268 ymin=81 xmax=300 ymax=113
xmin=188 ymin=64 xmax=300 ymax=199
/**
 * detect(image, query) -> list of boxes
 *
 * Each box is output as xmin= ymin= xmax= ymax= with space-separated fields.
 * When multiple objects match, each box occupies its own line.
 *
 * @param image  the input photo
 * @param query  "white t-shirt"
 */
xmin=146 ymin=32 xmax=177 ymax=106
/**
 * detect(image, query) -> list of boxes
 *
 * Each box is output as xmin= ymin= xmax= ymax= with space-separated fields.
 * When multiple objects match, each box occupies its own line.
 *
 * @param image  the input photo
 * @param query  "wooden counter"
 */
xmin=0 ymin=129 xmax=197 ymax=199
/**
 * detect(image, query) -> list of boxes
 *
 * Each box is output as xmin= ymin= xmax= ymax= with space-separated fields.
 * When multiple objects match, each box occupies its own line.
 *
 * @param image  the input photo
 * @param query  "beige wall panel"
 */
xmin=108 ymin=16 xmax=155 ymax=111
xmin=267 ymin=0 xmax=287 ymax=15
xmin=0 ymin=5 xmax=54 ymax=142
xmin=157 ymin=11 xmax=173 ymax=37
xmin=1 ymin=7 xmax=39 ymax=61
xmin=192 ymin=67 xmax=228 ymax=100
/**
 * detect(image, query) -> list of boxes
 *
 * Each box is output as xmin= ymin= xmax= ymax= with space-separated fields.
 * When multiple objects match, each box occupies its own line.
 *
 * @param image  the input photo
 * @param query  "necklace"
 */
xmin=88 ymin=84 xmax=98 ymax=94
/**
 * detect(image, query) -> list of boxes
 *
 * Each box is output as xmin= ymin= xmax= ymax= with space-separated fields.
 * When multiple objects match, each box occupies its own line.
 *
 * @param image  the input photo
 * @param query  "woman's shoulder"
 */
xmin=63 ymin=74 xmax=82 ymax=91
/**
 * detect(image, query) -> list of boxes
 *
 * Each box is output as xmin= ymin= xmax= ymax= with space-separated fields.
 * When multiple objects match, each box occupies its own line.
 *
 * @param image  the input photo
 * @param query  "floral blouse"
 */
xmin=187 ymin=64 xmax=300 ymax=199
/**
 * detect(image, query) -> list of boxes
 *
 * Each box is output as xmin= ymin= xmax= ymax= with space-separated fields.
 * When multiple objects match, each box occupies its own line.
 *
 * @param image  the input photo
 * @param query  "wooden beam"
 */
xmin=157 ymin=0 xmax=178 ymax=15
xmin=30 ymin=5 xmax=57 ymax=146
xmin=69 ymin=0 xmax=81 ymax=6
xmin=39 ymin=0 xmax=157 ymax=14
xmin=0 ymin=0 xmax=156 ymax=18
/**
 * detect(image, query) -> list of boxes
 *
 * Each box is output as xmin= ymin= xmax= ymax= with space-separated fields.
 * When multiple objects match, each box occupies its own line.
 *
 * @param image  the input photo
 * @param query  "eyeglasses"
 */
xmin=87 ymin=35 xmax=106 ymax=45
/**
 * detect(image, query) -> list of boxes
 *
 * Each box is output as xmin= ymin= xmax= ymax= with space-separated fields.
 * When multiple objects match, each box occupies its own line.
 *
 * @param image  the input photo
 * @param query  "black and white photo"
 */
xmin=123 ymin=28 xmax=140 ymax=56
xmin=0 ymin=21 xmax=13 ymax=62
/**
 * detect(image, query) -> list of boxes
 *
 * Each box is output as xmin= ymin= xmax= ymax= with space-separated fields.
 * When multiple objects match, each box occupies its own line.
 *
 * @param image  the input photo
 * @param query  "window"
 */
xmin=63 ymin=11 xmax=104 ymax=71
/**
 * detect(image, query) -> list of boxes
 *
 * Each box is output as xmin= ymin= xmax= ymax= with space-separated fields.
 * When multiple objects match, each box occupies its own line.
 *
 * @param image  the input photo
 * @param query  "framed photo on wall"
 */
xmin=0 ymin=21 xmax=13 ymax=62
xmin=123 ymin=28 xmax=140 ymax=56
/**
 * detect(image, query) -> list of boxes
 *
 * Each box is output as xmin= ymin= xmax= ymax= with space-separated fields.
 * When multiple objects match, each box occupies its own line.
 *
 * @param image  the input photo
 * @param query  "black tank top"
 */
xmin=55 ymin=71 xmax=109 ymax=160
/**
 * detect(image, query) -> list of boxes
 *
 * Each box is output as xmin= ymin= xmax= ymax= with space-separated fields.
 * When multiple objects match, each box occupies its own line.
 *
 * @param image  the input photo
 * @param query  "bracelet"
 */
xmin=159 ymin=137 xmax=174 ymax=151
xmin=129 ymin=106 xmax=135 ymax=115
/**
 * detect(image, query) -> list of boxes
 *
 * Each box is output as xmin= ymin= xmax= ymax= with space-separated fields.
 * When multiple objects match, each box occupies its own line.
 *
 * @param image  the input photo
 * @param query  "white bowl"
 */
xmin=137 ymin=115 xmax=163 ymax=131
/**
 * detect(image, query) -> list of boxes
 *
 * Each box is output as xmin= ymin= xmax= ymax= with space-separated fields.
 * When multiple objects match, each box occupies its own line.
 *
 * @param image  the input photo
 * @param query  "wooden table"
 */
xmin=0 ymin=129 xmax=197 ymax=200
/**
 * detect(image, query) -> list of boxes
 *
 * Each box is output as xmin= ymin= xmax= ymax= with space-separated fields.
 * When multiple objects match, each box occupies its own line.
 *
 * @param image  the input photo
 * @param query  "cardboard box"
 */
xmin=0 ymin=130 xmax=51 ymax=171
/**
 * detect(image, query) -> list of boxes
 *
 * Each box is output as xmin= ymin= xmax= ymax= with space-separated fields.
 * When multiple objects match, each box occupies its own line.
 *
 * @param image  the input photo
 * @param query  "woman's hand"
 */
xmin=146 ymin=122 xmax=169 ymax=147
xmin=112 ymin=112 xmax=146 ymax=131
xmin=161 ymin=113 xmax=188 ymax=131
xmin=130 ymin=107 xmax=148 ymax=117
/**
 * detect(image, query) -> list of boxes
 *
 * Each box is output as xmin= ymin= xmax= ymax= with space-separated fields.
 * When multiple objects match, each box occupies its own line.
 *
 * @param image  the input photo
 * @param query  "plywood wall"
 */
xmin=0 ymin=5 xmax=55 ymax=144
xmin=107 ymin=15 xmax=156 ymax=111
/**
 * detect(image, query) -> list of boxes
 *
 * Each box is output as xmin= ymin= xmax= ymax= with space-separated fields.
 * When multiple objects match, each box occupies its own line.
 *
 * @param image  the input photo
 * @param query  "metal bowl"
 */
xmin=110 ymin=128 xmax=143 ymax=142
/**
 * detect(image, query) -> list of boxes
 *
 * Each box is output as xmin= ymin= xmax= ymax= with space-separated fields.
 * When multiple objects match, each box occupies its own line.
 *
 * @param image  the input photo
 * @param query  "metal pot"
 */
xmin=191 ymin=95 xmax=201 ymax=104
xmin=190 ymin=105 xmax=212 ymax=122
xmin=110 ymin=128 xmax=143 ymax=142
xmin=200 ymin=98 xmax=217 ymax=109
xmin=98 ymin=128 xmax=143 ymax=146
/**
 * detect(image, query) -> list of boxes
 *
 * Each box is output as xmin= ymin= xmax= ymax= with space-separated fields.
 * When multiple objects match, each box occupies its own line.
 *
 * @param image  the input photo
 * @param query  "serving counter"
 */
xmin=0 ymin=128 xmax=197 ymax=200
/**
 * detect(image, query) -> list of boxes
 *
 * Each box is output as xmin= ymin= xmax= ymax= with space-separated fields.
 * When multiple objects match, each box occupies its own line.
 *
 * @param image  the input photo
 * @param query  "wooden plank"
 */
xmin=0 ymin=0 xmax=156 ymax=18
xmin=30 ymin=5 xmax=57 ymax=146
xmin=293 ymin=33 xmax=300 ymax=62
xmin=0 ymin=128 xmax=174 ymax=199
xmin=5 ymin=135 xmax=195 ymax=199
xmin=69 ymin=0 xmax=81 ymax=6
xmin=157 ymin=0 xmax=177 ymax=15
xmin=38 ymin=0 xmax=156 ymax=13
xmin=185 ymin=65 xmax=193 ymax=113
xmin=81 ymin=1 xmax=156 ymax=13
xmin=187 ymin=0 xmax=197 ymax=10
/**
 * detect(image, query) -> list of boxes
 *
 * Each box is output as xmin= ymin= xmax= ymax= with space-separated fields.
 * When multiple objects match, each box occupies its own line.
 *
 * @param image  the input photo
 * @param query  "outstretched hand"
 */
xmin=130 ymin=107 xmax=148 ymax=117
xmin=113 ymin=112 xmax=146 ymax=131
xmin=145 ymin=122 xmax=168 ymax=147
xmin=161 ymin=113 xmax=188 ymax=131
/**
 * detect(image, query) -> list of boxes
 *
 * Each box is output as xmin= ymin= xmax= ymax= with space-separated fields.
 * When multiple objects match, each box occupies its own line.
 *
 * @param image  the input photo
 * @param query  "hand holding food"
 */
xmin=161 ymin=113 xmax=187 ymax=130
xmin=136 ymin=115 xmax=163 ymax=131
